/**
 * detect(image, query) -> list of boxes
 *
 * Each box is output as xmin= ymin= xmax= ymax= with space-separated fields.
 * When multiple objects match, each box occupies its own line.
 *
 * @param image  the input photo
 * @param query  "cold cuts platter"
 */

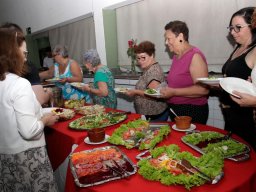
xmin=70 ymin=146 xmax=137 ymax=187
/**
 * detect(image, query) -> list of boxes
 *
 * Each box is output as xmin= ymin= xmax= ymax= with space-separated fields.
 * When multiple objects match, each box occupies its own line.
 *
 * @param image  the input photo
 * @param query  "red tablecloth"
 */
xmin=65 ymin=123 xmax=256 ymax=192
xmin=45 ymin=109 xmax=141 ymax=170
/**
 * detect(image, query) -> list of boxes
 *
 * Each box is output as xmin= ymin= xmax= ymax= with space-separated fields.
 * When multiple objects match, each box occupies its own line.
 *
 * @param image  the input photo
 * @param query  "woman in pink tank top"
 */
xmin=160 ymin=20 xmax=209 ymax=124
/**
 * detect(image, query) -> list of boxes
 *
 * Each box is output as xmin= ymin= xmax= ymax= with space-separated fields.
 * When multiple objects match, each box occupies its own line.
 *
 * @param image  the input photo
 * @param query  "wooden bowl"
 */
xmin=87 ymin=128 xmax=105 ymax=143
xmin=174 ymin=116 xmax=192 ymax=129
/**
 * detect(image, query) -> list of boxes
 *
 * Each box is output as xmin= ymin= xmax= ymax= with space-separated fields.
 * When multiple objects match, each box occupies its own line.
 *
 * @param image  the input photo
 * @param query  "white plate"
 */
xmin=144 ymin=89 xmax=162 ymax=98
xmin=220 ymin=77 xmax=256 ymax=98
xmin=70 ymin=82 xmax=86 ymax=88
xmin=172 ymin=124 xmax=196 ymax=132
xmin=42 ymin=107 xmax=57 ymax=114
xmin=84 ymin=135 xmax=110 ymax=145
xmin=45 ymin=78 xmax=61 ymax=83
xmin=197 ymin=77 xmax=223 ymax=85
xmin=114 ymin=87 xmax=131 ymax=93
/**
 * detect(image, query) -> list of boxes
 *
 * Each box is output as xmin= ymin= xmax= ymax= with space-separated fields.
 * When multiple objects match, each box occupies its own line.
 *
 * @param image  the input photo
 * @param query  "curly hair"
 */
xmin=0 ymin=28 xmax=25 ymax=80
xmin=134 ymin=41 xmax=155 ymax=57
xmin=83 ymin=49 xmax=101 ymax=67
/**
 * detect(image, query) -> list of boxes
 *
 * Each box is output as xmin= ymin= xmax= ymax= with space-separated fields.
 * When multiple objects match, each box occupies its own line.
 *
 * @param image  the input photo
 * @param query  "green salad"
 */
xmin=182 ymin=131 xmax=248 ymax=158
xmin=107 ymin=119 xmax=171 ymax=150
xmin=138 ymin=145 xmax=224 ymax=190
xmin=145 ymin=88 xmax=157 ymax=94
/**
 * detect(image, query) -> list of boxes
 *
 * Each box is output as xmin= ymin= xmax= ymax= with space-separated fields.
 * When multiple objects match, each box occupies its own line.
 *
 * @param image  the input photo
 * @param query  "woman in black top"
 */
xmin=221 ymin=7 xmax=256 ymax=151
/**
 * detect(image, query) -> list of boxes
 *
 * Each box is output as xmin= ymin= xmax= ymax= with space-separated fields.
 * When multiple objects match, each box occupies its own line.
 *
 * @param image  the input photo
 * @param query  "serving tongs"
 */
xmin=108 ymin=111 xmax=131 ymax=117
xmin=179 ymin=159 xmax=212 ymax=183
xmin=104 ymin=160 xmax=130 ymax=178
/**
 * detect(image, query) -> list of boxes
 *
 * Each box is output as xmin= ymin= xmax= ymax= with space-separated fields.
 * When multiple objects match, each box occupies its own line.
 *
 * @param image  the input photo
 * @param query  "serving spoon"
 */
xmin=170 ymin=108 xmax=180 ymax=119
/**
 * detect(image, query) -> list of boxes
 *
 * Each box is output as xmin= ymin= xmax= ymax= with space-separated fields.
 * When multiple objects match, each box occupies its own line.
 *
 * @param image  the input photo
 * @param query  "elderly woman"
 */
xmin=81 ymin=49 xmax=117 ymax=108
xmin=125 ymin=41 xmax=169 ymax=121
xmin=39 ymin=45 xmax=90 ymax=101
xmin=160 ymin=20 xmax=209 ymax=124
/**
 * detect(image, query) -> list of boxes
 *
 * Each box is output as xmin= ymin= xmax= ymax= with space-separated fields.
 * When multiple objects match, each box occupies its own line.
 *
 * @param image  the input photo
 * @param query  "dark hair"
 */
xmin=1 ymin=22 xmax=23 ymax=33
xmin=251 ymin=8 xmax=256 ymax=29
xmin=134 ymin=41 xmax=155 ymax=56
xmin=229 ymin=7 xmax=256 ymax=46
xmin=0 ymin=28 xmax=25 ymax=80
xmin=164 ymin=20 xmax=189 ymax=41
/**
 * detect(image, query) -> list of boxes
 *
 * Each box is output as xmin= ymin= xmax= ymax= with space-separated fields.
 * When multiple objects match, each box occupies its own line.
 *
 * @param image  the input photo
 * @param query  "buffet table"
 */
xmin=45 ymin=109 xmax=141 ymax=170
xmin=64 ymin=123 xmax=256 ymax=192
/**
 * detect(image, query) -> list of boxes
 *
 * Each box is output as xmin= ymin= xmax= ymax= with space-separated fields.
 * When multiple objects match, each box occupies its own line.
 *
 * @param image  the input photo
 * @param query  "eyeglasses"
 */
xmin=136 ymin=56 xmax=146 ymax=61
xmin=23 ymin=51 xmax=29 ymax=58
xmin=227 ymin=24 xmax=251 ymax=33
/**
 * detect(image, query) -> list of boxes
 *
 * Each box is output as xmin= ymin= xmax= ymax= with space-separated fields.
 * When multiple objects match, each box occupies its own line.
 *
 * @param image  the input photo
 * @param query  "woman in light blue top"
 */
xmin=79 ymin=49 xmax=117 ymax=108
xmin=39 ymin=45 xmax=90 ymax=102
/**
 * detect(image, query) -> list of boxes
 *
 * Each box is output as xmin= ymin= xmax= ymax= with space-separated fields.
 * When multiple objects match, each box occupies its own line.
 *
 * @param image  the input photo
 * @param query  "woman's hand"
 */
xmin=160 ymin=87 xmax=175 ymax=98
xmin=231 ymin=91 xmax=256 ymax=107
xmin=41 ymin=113 xmax=59 ymax=126
xmin=81 ymin=84 xmax=91 ymax=92
xmin=125 ymin=89 xmax=136 ymax=97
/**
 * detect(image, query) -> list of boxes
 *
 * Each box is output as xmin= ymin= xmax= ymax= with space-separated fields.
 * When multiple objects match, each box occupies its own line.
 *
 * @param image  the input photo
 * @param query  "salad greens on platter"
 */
xmin=182 ymin=131 xmax=248 ymax=158
xmin=145 ymin=88 xmax=158 ymax=94
xmin=107 ymin=119 xmax=171 ymax=150
xmin=138 ymin=144 xmax=224 ymax=190
xmin=69 ymin=112 xmax=127 ymax=130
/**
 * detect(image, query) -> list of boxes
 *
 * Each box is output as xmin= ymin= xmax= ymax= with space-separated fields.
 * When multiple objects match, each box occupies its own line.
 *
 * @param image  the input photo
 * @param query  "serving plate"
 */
xmin=220 ymin=77 xmax=256 ymax=98
xmin=70 ymin=146 xmax=137 ymax=187
xmin=74 ymin=105 xmax=105 ymax=115
xmin=197 ymin=77 xmax=223 ymax=85
xmin=107 ymin=119 xmax=171 ymax=150
xmin=84 ymin=135 xmax=110 ymax=145
xmin=70 ymin=82 xmax=87 ymax=89
xmin=69 ymin=112 xmax=127 ymax=130
xmin=137 ymin=144 xmax=224 ymax=190
xmin=42 ymin=107 xmax=75 ymax=121
xmin=181 ymin=131 xmax=250 ymax=161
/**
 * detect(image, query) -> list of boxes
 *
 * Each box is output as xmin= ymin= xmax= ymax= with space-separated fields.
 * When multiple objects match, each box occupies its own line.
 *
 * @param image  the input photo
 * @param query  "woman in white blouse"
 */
xmin=0 ymin=29 xmax=59 ymax=191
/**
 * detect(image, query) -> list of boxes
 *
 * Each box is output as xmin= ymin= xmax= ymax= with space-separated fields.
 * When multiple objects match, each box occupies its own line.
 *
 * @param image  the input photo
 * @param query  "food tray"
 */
xmin=70 ymin=146 xmax=137 ymax=187
xmin=69 ymin=112 xmax=127 ymax=130
xmin=181 ymin=131 xmax=250 ymax=162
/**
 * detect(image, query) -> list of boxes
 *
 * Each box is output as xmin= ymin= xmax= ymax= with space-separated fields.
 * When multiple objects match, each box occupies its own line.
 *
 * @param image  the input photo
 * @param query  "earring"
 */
xmin=180 ymin=40 xmax=183 ymax=43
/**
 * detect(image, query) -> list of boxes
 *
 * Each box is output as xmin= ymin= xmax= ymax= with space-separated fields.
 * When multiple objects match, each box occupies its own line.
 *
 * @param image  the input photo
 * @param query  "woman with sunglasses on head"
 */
xmin=220 ymin=7 xmax=256 ymax=151
xmin=160 ymin=20 xmax=209 ymax=124
xmin=0 ymin=28 xmax=59 ymax=191
xmin=125 ymin=41 xmax=169 ymax=121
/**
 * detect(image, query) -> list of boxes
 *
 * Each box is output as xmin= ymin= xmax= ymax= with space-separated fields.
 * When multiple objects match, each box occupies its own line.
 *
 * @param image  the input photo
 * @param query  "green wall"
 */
xmin=103 ymin=9 xmax=118 ymax=69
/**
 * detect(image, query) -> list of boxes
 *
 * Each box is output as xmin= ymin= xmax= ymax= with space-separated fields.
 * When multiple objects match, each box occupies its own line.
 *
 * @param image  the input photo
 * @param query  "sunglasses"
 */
xmin=227 ymin=24 xmax=251 ymax=33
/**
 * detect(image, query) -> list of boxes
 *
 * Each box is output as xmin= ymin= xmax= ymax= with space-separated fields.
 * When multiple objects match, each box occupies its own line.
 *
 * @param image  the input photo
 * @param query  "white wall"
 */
xmin=0 ymin=0 xmax=138 ymax=65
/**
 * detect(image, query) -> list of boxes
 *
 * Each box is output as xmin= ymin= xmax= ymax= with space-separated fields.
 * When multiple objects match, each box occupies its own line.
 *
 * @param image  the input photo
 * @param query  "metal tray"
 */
xmin=70 ymin=146 xmax=137 ymax=187
xmin=181 ymin=131 xmax=250 ymax=162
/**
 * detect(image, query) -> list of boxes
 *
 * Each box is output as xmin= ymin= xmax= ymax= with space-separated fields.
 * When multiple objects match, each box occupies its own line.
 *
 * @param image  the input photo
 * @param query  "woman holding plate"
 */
xmin=220 ymin=7 xmax=256 ymax=151
xmin=125 ymin=41 xmax=169 ymax=121
xmin=39 ymin=45 xmax=90 ymax=102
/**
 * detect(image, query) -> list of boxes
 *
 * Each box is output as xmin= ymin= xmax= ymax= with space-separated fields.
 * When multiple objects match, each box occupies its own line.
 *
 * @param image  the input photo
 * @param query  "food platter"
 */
xmin=181 ymin=131 xmax=250 ymax=161
xmin=70 ymin=82 xmax=87 ymax=89
xmin=70 ymin=146 xmax=137 ymax=187
xmin=197 ymin=77 xmax=223 ymax=85
xmin=42 ymin=107 xmax=75 ymax=121
xmin=220 ymin=77 xmax=256 ymax=98
xmin=137 ymin=144 xmax=224 ymax=190
xmin=64 ymin=99 xmax=85 ymax=109
xmin=144 ymin=88 xmax=162 ymax=98
xmin=107 ymin=119 xmax=171 ymax=150
xmin=74 ymin=105 xmax=105 ymax=115
xmin=69 ymin=112 xmax=127 ymax=130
